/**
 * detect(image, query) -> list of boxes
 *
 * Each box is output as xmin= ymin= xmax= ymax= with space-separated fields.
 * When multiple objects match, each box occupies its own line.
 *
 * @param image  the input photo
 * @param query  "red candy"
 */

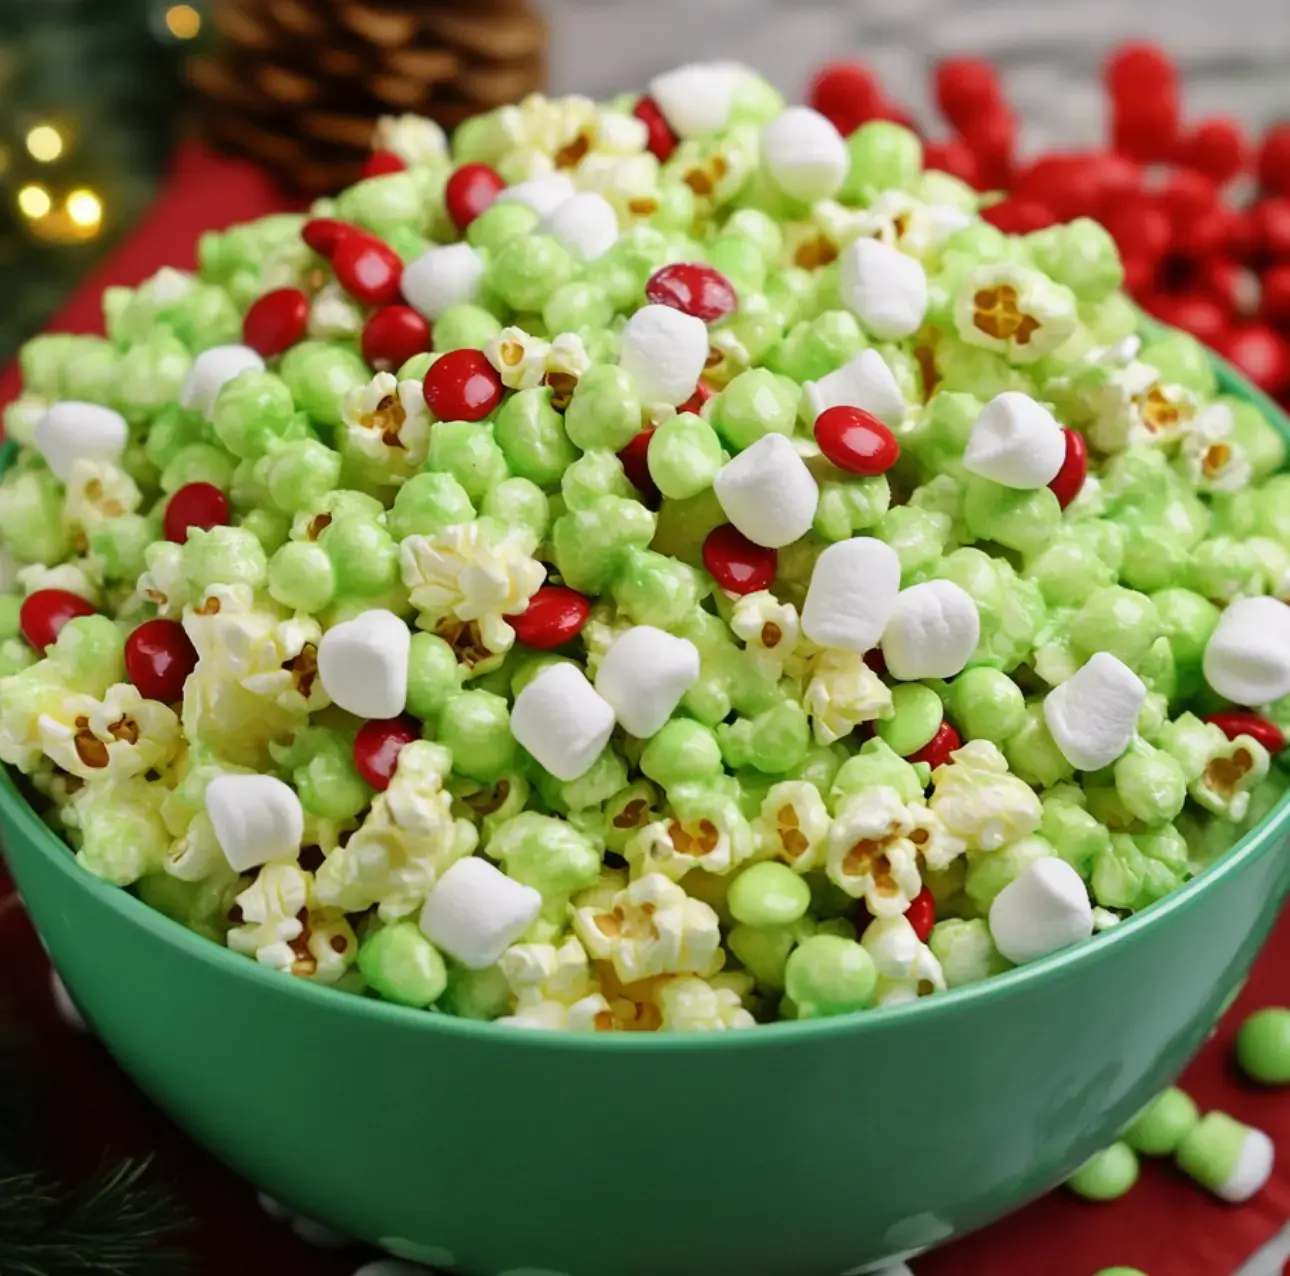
xmin=905 ymin=886 xmax=936 ymax=944
xmin=19 ymin=589 xmax=96 ymax=654
xmin=959 ymin=103 xmax=1016 ymax=187
xmin=1143 ymin=292 xmax=1230 ymax=346
xmin=164 ymin=482 xmax=230 ymax=545
xmin=1257 ymin=122 xmax=1290 ymax=198
xmin=1259 ymin=262 xmax=1290 ymax=328
xmin=332 ymin=232 xmax=404 ymax=306
xmin=242 ymin=288 xmax=309 ymax=358
xmin=922 ymin=139 xmax=981 ymax=189
xmin=301 ymin=217 xmax=356 ymax=257
xmin=361 ymin=150 xmax=407 ymax=179
xmin=1216 ymin=324 xmax=1290 ymax=396
xmin=908 ymin=721 xmax=962 ymax=771
xmin=676 ymin=380 xmax=714 ymax=416
xmin=617 ymin=428 xmax=661 ymax=504
xmin=813 ymin=406 xmax=900 ymax=476
xmin=506 ymin=586 xmax=591 ymax=650
xmin=1102 ymin=203 xmax=1173 ymax=265
xmin=124 ymin=618 xmax=198 ymax=704
xmin=1104 ymin=42 xmax=1178 ymax=102
xmin=808 ymin=61 xmax=885 ymax=136
xmin=362 ymin=305 xmax=432 ymax=372
xmin=354 ymin=715 xmax=421 ymax=791
xmin=444 ymin=163 xmax=506 ymax=230
xmin=422 ymin=348 xmax=503 ymax=421
xmin=645 ymin=263 xmax=737 ymax=323
xmin=982 ymin=197 xmax=1055 ymax=235
xmin=1178 ymin=117 xmax=1248 ymax=186
xmin=1047 ymin=428 xmax=1088 ymax=511
xmin=632 ymin=95 xmax=677 ymax=162
xmin=934 ymin=57 xmax=1003 ymax=131
xmin=1111 ymin=96 xmax=1181 ymax=164
xmin=1205 ymin=711 xmax=1286 ymax=755
xmin=1250 ymin=197 xmax=1290 ymax=262
xmin=702 ymin=524 xmax=777 ymax=595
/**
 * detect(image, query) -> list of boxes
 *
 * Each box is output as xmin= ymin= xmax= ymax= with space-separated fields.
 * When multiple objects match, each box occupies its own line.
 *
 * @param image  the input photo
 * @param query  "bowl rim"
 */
xmin=5 ymin=334 xmax=1290 ymax=1053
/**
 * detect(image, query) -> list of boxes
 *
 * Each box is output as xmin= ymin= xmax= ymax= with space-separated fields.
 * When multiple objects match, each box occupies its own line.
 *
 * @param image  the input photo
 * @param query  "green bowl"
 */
xmin=4 ymin=350 xmax=1290 ymax=1276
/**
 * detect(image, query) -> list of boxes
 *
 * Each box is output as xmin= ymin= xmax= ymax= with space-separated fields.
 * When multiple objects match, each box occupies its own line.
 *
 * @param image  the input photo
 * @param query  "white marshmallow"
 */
xmin=1215 ymin=1127 xmax=1275 ymax=1202
xmin=541 ymin=191 xmax=620 ymax=262
xmin=595 ymin=625 xmax=701 ymax=738
xmin=803 ymin=349 xmax=906 ymax=429
xmin=496 ymin=174 xmax=577 ymax=219
xmin=205 ymin=774 xmax=304 ymax=872
xmin=963 ymin=392 xmax=1066 ymax=489
xmin=510 ymin=662 xmax=616 ymax=781
xmin=418 ymin=856 xmax=541 ymax=969
xmin=801 ymin=536 xmax=902 ymax=652
xmin=838 ymin=238 xmax=929 ymax=340
xmin=1202 ymin=595 xmax=1290 ymax=705
xmin=880 ymin=580 xmax=980 ymax=680
xmin=648 ymin=64 xmax=734 ymax=138
xmin=316 ymin=609 xmax=410 ymax=720
xmin=761 ymin=107 xmax=849 ymax=203
xmin=178 ymin=345 xmax=265 ymax=420
xmin=618 ymin=303 xmax=709 ymax=408
xmin=713 ymin=433 xmax=818 ymax=549
xmin=988 ymin=856 xmax=1093 ymax=965
xmin=1043 ymin=652 xmax=1146 ymax=772
xmin=400 ymin=243 xmax=486 ymax=321
xmin=32 ymin=401 xmax=129 ymax=481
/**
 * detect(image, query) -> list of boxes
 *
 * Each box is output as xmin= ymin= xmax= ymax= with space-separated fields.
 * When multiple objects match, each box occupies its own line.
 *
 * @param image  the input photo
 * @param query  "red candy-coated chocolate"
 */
xmin=164 ymin=482 xmax=230 ymax=545
xmin=332 ymin=232 xmax=403 ymax=306
xmin=1111 ymin=95 xmax=1181 ymax=165
xmin=814 ymin=406 xmax=900 ymax=476
xmin=633 ymin=95 xmax=678 ymax=162
xmin=301 ymin=217 xmax=355 ymax=257
xmin=645 ymin=263 xmax=737 ymax=323
xmin=863 ymin=648 xmax=887 ymax=677
xmin=905 ymin=886 xmax=936 ymax=944
xmin=1178 ymin=117 xmax=1248 ymax=186
xmin=933 ymin=57 xmax=1003 ymax=131
xmin=959 ymin=103 xmax=1015 ymax=187
xmin=422 ymin=348 xmax=503 ymax=421
xmin=808 ymin=61 xmax=885 ymax=137
xmin=908 ymin=721 xmax=962 ymax=771
xmin=506 ymin=586 xmax=591 ymax=649
xmin=1047 ymin=428 xmax=1088 ymax=510
xmin=676 ymin=379 xmax=714 ymax=415
xmin=1102 ymin=203 xmax=1173 ymax=265
xmin=1104 ymin=42 xmax=1178 ymax=102
xmin=444 ymin=163 xmax=506 ymax=230
xmin=1216 ymin=324 xmax=1290 ymax=396
xmin=1143 ymin=292 xmax=1231 ymax=346
xmin=1205 ymin=711 xmax=1286 ymax=754
xmin=1257 ymin=122 xmax=1290 ymax=198
xmin=1250 ymin=197 xmax=1290 ymax=262
xmin=923 ymin=138 xmax=981 ymax=189
xmin=1171 ymin=202 xmax=1237 ymax=260
xmin=617 ymin=428 xmax=661 ymax=504
xmin=1260 ymin=262 xmax=1290 ymax=328
xmin=361 ymin=149 xmax=407 ymax=179
xmin=125 ymin=618 xmax=198 ymax=704
xmin=362 ymin=305 xmax=432 ymax=372
xmin=242 ymin=288 xmax=309 ymax=358
xmin=702 ymin=524 xmax=777 ymax=595
xmin=354 ymin=715 xmax=421 ymax=791
xmin=982 ymin=197 xmax=1055 ymax=235
xmin=19 ymin=589 xmax=96 ymax=654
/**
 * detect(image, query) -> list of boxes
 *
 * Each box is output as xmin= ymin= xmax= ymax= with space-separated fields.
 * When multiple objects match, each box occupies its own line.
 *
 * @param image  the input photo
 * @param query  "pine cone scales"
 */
xmin=190 ymin=0 xmax=547 ymax=193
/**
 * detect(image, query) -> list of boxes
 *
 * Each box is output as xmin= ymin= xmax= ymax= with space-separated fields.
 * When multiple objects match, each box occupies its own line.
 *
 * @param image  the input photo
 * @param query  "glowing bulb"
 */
xmin=164 ymin=4 xmax=202 ymax=38
xmin=25 ymin=125 xmax=64 ymax=163
xmin=66 ymin=189 xmax=102 ymax=228
xmin=17 ymin=185 xmax=52 ymax=220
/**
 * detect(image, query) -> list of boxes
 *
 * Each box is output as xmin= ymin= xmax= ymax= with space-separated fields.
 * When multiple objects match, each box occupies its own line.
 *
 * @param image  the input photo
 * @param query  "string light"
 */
xmin=164 ymin=4 xmax=202 ymax=38
xmin=25 ymin=125 xmax=64 ymax=163
xmin=17 ymin=185 xmax=51 ymax=220
xmin=66 ymin=189 xmax=102 ymax=228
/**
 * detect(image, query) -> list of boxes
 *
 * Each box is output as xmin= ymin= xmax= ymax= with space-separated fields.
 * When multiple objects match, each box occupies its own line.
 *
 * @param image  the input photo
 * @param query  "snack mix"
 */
xmin=3 ymin=63 xmax=1290 ymax=1033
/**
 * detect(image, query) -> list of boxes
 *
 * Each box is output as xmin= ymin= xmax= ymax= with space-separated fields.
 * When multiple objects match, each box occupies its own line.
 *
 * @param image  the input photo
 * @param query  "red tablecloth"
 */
xmin=2 ymin=141 xmax=1288 ymax=1276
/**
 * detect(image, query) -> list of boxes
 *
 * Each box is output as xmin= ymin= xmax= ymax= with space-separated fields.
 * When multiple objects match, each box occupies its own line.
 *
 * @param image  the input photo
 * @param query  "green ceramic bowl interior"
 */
xmin=3 ymin=334 xmax=1290 ymax=1276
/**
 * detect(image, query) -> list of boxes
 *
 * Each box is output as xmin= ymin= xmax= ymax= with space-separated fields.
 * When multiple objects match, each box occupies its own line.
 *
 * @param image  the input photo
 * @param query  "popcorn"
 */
xmin=1180 ymin=403 xmax=1253 ymax=493
xmin=497 ymin=936 xmax=610 ymax=1032
xmin=372 ymin=114 xmax=448 ymax=167
xmin=625 ymin=792 xmax=754 ymax=881
xmin=929 ymin=740 xmax=1043 ymax=852
xmin=307 ymin=281 xmax=363 ymax=342
xmin=953 ymin=262 xmax=1078 ymax=364
xmin=340 ymin=373 xmax=431 ymax=481
xmin=1081 ymin=362 xmax=1197 ymax=454
xmin=861 ymin=915 xmax=947 ymax=1006
xmin=803 ymin=648 xmax=894 ymax=745
xmin=62 ymin=459 xmax=142 ymax=538
xmin=38 ymin=683 xmax=180 ymax=782
xmin=485 ymin=327 xmax=552 ymax=391
xmin=136 ymin=541 xmax=189 ymax=617
xmin=729 ymin=591 xmax=802 ymax=677
xmin=826 ymin=785 xmax=923 ymax=917
xmin=655 ymin=974 xmax=756 ymax=1031
xmin=752 ymin=780 xmax=831 ymax=873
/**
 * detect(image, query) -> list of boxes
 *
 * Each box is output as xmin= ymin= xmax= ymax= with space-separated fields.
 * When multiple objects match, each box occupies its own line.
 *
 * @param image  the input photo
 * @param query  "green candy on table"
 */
xmin=1235 ymin=1007 xmax=1290 ymax=1085
xmin=1122 ymin=1087 xmax=1200 ymax=1156
xmin=1065 ymin=1141 xmax=1140 ymax=1201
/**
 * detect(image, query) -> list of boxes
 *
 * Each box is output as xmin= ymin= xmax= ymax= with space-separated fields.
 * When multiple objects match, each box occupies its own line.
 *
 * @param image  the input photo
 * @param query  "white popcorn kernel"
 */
xmin=838 ymin=238 xmax=929 ymax=340
xmin=802 ymin=536 xmax=902 ymax=652
xmin=761 ymin=107 xmax=849 ymax=203
xmin=496 ymin=173 xmax=577 ymax=218
xmin=510 ymin=662 xmax=615 ymax=781
xmin=401 ymin=243 xmax=486 ymax=321
xmin=541 ymin=191 xmax=620 ymax=262
xmin=1202 ymin=595 xmax=1290 ymax=705
xmin=178 ymin=345 xmax=265 ymax=420
xmin=618 ymin=303 xmax=709 ymax=408
xmin=988 ymin=856 xmax=1093 ymax=964
xmin=713 ymin=433 xmax=819 ymax=549
xmin=963 ymin=392 xmax=1066 ymax=489
xmin=418 ymin=856 xmax=541 ymax=969
xmin=1215 ymin=1127 xmax=1275 ymax=1203
xmin=205 ymin=774 xmax=304 ymax=872
xmin=316 ymin=609 xmax=410 ymax=721
xmin=802 ymin=349 xmax=905 ymax=429
xmin=32 ymin=401 xmax=129 ymax=482
xmin=648 ymin=64 xmax=734 ymax=138
xmin=1043 ymin=652 xmax=1147 ymax=772
xmin=595 ymin=625 xmax=700 ymax=739
xmin=881 ymin=580 xmax=980 ymax=681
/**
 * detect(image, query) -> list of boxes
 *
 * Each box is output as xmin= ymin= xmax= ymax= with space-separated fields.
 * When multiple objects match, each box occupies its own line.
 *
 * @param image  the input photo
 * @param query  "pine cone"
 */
xmin=189 ymin=0 xmax=547 ymax=194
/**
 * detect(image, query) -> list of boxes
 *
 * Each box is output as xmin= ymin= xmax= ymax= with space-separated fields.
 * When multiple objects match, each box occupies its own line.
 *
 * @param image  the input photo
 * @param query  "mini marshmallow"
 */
xmin=648 ymin=63 xmax=734 ymax=138
xmin=802 ymin=349 xmax=905 ymax=429
xmin=838 ymin=238 xmax=929 ymax=340
xmin=418 ymin=856 xmax=542 ymax=969
xmin=541 ymin=191 xmax=620 ymax=262
xmin=401 ymin=243 xmax=486 ymax=321
xmin=713 ymin=433 xmax=818 ymax=549
xmin=801 ymin=536 xmax=902 ymax=652
xmin=1202 ymin=595 xmax=1290 ymax=705
xmin=178 ymin=345 xmax=265 ymax=419
xmin=761 ymin=107 xmax=849 ymax=203
xmin=205 ymin=774 xmax=304 ymax=872
xmin=881 ymin=580 xmax=980 ymax=680
xmin=496 ymin=173 xmax=577 ymax=219
xmin=1043 ymin=652 xmax=1147 ymax=772
xmin=32 ymin=401 xmax=129 ymax=481
xmin=316 ymin=608 xmax=410 ymax=720
xmin=618 ymin=303 xmax=709 ymax=408
xmin=510 ymin=662 xmax=616 ymax=781
xmin=595 ymin=625 xmax=701 ymax=738
xmin=988 ymin=856 xmax=1093 ymax=965
xmin=963 ymin=392 xmax=1067 ymax=489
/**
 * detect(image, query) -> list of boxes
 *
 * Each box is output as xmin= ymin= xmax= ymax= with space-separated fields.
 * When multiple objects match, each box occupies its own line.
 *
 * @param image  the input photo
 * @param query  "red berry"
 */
xmin=1205 ymin=711 xmax=1286 ymax=754
xmin=923 ymin=138 xmax=981 ymax=188
xmin=124 ymin=618 xmax=198 ymax=704
xmin=617 ymin=428 xmax=660 ymax=504
xmin=814 ymin=406 xmax=900 ymax=476
xmin=933 ymin=57 xmax=1003 ymax=131
xmin=676 ymin=379 xmax=714 ymax=416
xmin=362 ymin=305 xmax=432 ymax=372
xmin=1104 ymin=42 xmax=1177 ymax=102
xmin=506 ymin=585 xmax=591 ymax=649
xmin=1178 ymin=117 xmax=1248 ymax=186
xmin=808 ymin=61 xmax=885 ymax=137
xmin=444 ymin=163 xmax=506 ymax=231
xmin=1257 ymin=122 xmax=1290 ymax=198
xmin=1144 ymin=292 xmax=1230 ymax=346
xmin=1250 ymin=197 xmax=1290 ymax=262
xmin=164 ymin=482 xmax=229 ymax=544
xmin=1111 ymin=96 xmax=1181 ymax=164
xmin=354 ymin=715 xmax=421 ymax=791
xmin=907 ymin=720 xmax=962 ymax=771
xmin=905 ymin=886 xmax=936 ymax=944
xmin=1216 ymin=324 xmax=1290 ymax=396
xmin=1260 ymin=263 xmax=1290 ymax=328
xmin=633 ymin=96 xmax=677 ymax=162
xmin=982 ymin=197 xmax=1054 ymax=235
xmin=301 ymin=217 xmax=356 ymax=257
xmin=1047 ymin=428 xmax=1089 ymax=510
xmin=959 ymin=104 xmax=1015 ymax=187
xmin=242 ymin=287 xmax=309 ymax=358
xmin=19 ymin=589 xmax=95 ymax=654
xmin=645 ymin=263 xmax=737 ymax=323
xmin=702 ymin=524 xmax=777 ymax=595
xmin=332 ymin=232 xmax=403 ymax=306
xmin=361 ymin=149 xmax=406 ymax=180
xmin=422 ymin=348 xmax=503 ymax=421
